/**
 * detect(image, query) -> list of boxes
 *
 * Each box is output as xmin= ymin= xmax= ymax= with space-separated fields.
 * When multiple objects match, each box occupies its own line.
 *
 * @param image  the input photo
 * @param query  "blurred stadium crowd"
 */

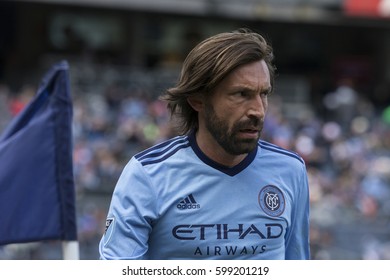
xmin=0 ymin=59 xmax=390 ymax=259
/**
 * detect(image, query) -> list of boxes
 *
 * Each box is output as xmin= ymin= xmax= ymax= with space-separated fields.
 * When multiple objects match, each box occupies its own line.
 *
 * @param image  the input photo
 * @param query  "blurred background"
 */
xmin=0 ymin=0 xmax=390 ymax=260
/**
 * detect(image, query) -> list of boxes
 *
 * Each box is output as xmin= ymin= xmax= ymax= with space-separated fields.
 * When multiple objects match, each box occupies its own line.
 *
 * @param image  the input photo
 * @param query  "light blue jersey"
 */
xmin=99 ymin=131 xmax=310 ymax=259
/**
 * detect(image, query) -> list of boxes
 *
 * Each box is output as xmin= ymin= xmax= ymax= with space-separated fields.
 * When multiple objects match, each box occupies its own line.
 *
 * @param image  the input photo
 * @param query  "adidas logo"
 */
xmin=177 ymin=194 xmax=200 ymax=210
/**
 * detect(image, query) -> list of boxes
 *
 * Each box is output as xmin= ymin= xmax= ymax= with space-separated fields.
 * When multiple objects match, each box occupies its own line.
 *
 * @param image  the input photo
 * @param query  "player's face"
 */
xmin=204 ymin=60 xmax=271 ymax=156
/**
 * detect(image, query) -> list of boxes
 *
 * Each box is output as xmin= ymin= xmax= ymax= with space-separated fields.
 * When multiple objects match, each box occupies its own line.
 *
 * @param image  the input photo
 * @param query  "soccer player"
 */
xmin=99 ymin=29 xmax=310 ymax=260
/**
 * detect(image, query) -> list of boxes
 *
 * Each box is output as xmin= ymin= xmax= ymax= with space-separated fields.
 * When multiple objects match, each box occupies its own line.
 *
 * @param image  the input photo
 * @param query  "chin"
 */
xmin=227 ymin=141 xmax=258 ymax=156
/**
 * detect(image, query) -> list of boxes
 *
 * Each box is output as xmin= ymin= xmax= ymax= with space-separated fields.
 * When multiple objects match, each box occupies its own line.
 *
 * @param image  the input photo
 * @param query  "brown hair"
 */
xmin=161 ymin=28 xmax=275 ymax=134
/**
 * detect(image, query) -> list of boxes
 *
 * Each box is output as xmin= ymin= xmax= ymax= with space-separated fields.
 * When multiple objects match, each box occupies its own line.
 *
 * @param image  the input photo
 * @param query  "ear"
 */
xmin=187 ymin=95 xmax=204 ymax=112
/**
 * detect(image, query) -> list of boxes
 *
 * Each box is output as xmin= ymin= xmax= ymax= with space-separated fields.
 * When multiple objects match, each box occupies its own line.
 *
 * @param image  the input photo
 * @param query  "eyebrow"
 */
xmin=262 ymin=87 xmax=273 ymax=94
xmin=230 ymin=85 xmax=272 ymax=93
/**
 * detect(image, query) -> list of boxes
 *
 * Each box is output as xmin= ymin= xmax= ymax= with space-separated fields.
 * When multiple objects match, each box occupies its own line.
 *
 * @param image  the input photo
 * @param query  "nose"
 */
xmin=247 ymin=95 xmax=265 ymax=120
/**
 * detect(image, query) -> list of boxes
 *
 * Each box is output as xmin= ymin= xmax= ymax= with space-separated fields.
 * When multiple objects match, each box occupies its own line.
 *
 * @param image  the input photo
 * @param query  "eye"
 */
xmin=260 ymin=89 xmax=271 ymax=98
xmin=234 ymin=91 xmax=248 ymax=98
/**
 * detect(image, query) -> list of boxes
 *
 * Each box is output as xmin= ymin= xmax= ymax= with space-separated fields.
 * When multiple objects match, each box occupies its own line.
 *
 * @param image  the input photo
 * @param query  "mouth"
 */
xmin=234 ymin=118 xmax=263 ymax=140
xmin=238 ymin=128 xmax=260 ymax=138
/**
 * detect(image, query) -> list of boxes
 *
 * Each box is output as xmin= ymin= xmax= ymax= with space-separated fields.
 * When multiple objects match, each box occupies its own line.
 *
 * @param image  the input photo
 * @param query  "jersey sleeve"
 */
xmin=285 ymin=162 xmax=310 ymax=260
xmin=99 ymin=157 xmax=158 ymax=259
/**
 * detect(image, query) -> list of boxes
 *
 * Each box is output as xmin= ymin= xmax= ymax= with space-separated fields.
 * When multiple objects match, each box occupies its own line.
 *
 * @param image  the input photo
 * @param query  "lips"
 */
xmin=235 ymin=119 xmax=263 ymax=138
xmin=238 ymin=128 xmax=260 ymax=138
xmin=239 ymin=125 xmax=261 ymax=133
xmin=240 ymin=128 xmax=259 ymax=133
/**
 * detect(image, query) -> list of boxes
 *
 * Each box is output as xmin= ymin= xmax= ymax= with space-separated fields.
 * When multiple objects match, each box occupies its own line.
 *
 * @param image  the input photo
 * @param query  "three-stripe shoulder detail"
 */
xmin=259 ymin=141 xmax=304 ymax=164
xmin=135 ymin=136 xmax=190 ymax=166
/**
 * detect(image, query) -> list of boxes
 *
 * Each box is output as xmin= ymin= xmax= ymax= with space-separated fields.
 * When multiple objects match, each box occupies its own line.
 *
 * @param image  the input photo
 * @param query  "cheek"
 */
xmin=223 ymin=110 xmax=245 ymax=129
xmin=208 ymin=99 xmax=244 ymax=126
xmin=216 ymin=103 xmax=236 ymax=117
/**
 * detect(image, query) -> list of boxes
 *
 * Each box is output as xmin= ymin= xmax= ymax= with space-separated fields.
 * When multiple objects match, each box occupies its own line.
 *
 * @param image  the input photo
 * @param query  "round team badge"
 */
xmin=258 ymin=185 xmax=285 ymax=217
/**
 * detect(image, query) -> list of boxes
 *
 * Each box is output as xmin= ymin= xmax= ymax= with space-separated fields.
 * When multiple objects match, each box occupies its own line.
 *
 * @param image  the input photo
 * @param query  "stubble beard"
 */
xmin=204 ymin=104 xmax=262 ymax=156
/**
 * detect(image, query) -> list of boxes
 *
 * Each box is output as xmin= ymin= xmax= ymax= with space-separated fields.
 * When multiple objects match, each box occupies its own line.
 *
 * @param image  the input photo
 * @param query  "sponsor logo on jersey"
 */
xmin=172 ymin=223 xmax=283 ymax=257
xmin=193 ymin=244 xmax=267 ymax=256
xmin=258 ymin=185 xmax=285 ymax=217
xmin=177 ymin=194 xmax=200 ymax=210
xmin=172 ymin=223 xmax=283 ymax=240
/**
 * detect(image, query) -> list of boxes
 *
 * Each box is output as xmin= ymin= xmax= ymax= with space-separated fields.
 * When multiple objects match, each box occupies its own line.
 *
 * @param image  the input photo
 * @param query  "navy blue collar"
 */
xmin=188 ymin=130 xmax=258 ymax=176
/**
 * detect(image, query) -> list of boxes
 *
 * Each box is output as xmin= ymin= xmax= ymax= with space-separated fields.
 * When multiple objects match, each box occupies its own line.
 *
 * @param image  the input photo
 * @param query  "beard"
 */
xmin=204 ymin=103 xmax=263 ymax=156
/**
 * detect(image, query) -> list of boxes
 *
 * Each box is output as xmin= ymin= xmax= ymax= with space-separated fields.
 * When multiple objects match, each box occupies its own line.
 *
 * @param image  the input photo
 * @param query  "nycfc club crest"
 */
xmin=258 ymin=185 xmax=285 ymax=217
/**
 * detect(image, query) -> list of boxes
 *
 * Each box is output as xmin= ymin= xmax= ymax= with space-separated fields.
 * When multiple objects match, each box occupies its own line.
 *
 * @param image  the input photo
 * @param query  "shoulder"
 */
xmin=258 ymin=140 xmax=305 ymax=166
xmin=134 ymin=135 xmax=191 ymax=166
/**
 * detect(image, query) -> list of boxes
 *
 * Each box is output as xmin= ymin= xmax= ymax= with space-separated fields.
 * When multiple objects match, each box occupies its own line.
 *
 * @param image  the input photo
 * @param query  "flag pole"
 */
xmin=62 ymin=241 xmax=80 ymax=260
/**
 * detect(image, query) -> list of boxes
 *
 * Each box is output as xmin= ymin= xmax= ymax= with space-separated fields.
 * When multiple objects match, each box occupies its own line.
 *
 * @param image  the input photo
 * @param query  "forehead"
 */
xmin=218 ymin=60 xmax=271 ymax=90
xmin=227 ymin=60 xmax=271 ymax=88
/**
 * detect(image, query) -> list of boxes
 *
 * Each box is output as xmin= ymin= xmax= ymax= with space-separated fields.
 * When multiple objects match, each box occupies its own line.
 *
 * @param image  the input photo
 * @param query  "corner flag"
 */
xmin=0 ymin=61 xmax=77 ymax=246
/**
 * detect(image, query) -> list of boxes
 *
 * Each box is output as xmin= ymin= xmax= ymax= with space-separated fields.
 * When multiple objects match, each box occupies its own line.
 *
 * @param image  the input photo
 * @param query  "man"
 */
xmin=99 ymin=29 xmax=310 ymax=260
